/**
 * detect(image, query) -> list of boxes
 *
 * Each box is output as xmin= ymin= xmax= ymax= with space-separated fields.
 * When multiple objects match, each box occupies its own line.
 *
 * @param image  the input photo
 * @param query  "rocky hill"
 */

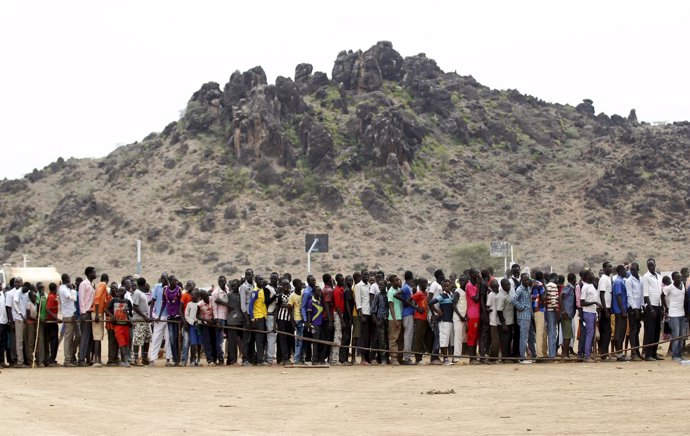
xmin=2 ymin=41 xmax=690 ymax=282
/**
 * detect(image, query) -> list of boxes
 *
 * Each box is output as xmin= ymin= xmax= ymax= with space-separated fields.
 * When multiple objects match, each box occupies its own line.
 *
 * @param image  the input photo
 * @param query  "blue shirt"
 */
xmin=300 ymin=288 xmax=313 ymax=321
xmin=430 ymin=292 xmax=454 ymax=322
xmin=151 ymin=283 xmax=164 ymax=317
xmin=612 ymin=277 xmax=628 ymax=314
xmin=512 ymin=285 xmax=533 ymax=321
xmin=561 ymin=283 xmax=576 ymax=318
xmin=531 ymin=281 xmax=545 ymax=312
xmin=401 ymin=283 xmax=415 ymax=317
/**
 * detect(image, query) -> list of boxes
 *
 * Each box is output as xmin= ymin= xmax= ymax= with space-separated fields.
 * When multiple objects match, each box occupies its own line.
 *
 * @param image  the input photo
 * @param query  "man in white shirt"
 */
xmin=642 ymin=259 xmax=663 ymax=361
xmin=428 ymin=269 xmax=445 ymax=364
xmin=58 ymin=273 xmax=79 ymax=367
xmin=5 ymin=277 xmax=22 ymax=365
xmin=580 ymin=271 xmax=601 ymax=363
xmin=0 ymin=286 xmax=8 ymax=367
xmin=597 ymin=262 xmax=613 ymax=359
xmin=663 ymin=272 xmax=686 ymax=361
xmin=12 ymin=282 xmax=29 ymax=367
xmin=625 ymin=263 xmax=644 ymax=360
xmin=353 ymin=270 xmax=371 ymax=365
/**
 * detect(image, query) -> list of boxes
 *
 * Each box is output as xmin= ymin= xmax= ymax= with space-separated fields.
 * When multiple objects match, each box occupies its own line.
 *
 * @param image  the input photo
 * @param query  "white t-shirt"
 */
xmin=58 ymin=284 xmax=76 ymax=318
xmin=487 ymin=291 xmax=499 ymax=326
xmin=642 ymin=272 xmax=662 ymax=306
xmin=662 ymin=284 xmax=685 ymax=317
xmin=429 ymin=281 xmax=443 ymax=300
xmin=598 ymin=274 xmax=612 ymax=309
xmin=5 ymin=287 xmax=16 ymax=309
xmin=581 ymin=283 xmax=598 ymax=313
xmin=453 ymin=288 xmax=467 ymax=320
xmin=0 ymin=292 xmax=7 ymax=324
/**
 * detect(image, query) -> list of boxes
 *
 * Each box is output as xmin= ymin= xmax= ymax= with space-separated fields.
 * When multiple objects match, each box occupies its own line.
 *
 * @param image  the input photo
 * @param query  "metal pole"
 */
xmin=23 ymin=254 xmax=28 ymax=268
xmin=136 ymin=240 xmax=142 ymax=275
xmin=510 ymin=245 xmax=514 ymax=265
xmin=307 ymin=238 xmax=319 ymax=276
xmin=504 ymin=256 xmax=507 ymax=276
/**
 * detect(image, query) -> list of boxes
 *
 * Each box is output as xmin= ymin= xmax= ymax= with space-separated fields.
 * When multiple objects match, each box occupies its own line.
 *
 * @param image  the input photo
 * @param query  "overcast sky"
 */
xmin=1 ymin=0 xmax=688 ymax=180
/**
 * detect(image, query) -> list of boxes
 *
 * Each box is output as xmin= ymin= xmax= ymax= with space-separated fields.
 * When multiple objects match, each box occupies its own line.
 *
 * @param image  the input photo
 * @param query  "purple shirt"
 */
xmin=163 ymin=286 xmax=182 ymax=318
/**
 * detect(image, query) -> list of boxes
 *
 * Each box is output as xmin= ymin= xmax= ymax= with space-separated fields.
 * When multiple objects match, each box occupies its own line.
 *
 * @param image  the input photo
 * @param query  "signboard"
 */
xmin=490 ymin=241 xmax=510 ymax=257
xmin=305 ymin=234 xmax=329 ymax=253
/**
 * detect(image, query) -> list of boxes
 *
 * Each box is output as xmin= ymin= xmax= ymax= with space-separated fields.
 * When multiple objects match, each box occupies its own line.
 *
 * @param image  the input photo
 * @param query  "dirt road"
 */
xmin=2 ymin=358 xmax=688 ymax=436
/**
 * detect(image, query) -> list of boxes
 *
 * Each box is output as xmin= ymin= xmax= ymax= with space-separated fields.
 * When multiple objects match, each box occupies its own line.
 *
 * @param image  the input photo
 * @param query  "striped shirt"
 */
xmin=277 ymin=293 xmax=291 ymax=321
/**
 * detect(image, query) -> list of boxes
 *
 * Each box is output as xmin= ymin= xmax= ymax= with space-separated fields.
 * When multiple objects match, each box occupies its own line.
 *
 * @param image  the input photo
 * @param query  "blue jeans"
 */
xmin=214 ymin=319 xmax=226 ymax=362
xmin=294 ymin=321 xmax=304 ymax=364
xmin=583 ymin=312 xmax=597 ymax=359
xmin=546 ymin=311 xmax=559 ymax=358
xmin=167 ymin=321 xmax=180 ymax=364
xmin=181 ymin=327 xmax=190 ymax=364
xmin=518 ymin=318 xmax=531 ymax=359
xmin=669 ymin=316 xmax=684 ymax=359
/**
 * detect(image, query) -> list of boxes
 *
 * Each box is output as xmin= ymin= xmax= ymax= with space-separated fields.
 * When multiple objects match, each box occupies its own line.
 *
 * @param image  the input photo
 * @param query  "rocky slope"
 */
xmin=2 ymin=41 xmax=689 ymax=282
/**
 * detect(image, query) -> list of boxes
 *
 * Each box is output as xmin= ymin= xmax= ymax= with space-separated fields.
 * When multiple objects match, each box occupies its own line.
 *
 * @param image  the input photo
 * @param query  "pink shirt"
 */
xmin=211 ymin=287 xmax=229 ymax=320
xmin=79 ymin=280 xmax=95 ymax=314
xmin=465 ymin=282 xmax=480 ymax=319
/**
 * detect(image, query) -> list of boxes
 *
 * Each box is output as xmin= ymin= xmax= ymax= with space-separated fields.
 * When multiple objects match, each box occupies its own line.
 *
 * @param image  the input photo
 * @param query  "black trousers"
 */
xmin=0 ymin=324 xmax=7 ymax=365
xmin=599 ymin=313 xmax=611 ymax=355
xmin=277 ymin=319 xmax=292 ymax=363
xmin=226 ymin=327 xmax=241 ymax=364
xmin=643 ymin=305 xmax=661 ymax=358
xmin=614 ymin=313 xmax=626 ymax=349
xmin=107 ymin=329 xmax=119 ymax=363
xmin=512 ymin=315 xmax=521 ymax=357
xmin=253 ymin=319 xmax=266 ymax=364
xmin=501 ymin=324 xmax=513 ymax=359
xmin=358 ymin=315 xmax=371 ymax=363
xmin=628 ymin=309 xmax=642 ymax=356
xmin=339 ymin=321 xmax=352 ymax=363
xmin=241 ymin=321 xmax=256 ymax=364
xmin=46 ymin=323 xmax=59 ymax=364
xmin=478 ymin=317 xmax=490 ymax=357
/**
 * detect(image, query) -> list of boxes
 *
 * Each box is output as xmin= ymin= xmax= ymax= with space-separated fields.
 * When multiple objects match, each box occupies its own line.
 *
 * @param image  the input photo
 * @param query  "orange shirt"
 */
xmin=92 ymin=282 xmax=108 ymax=313
xmin=181 ymin=292 xmax=192 ymax=313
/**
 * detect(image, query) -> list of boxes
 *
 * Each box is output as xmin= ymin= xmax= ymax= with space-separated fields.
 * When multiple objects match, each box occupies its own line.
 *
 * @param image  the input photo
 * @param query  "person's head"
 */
xmin=293 ymin=278 xmax=303 ymax=293
xmin=218 ymin=275 xmax=227 ymax=289
xmin=269 ymin=272 xmax=279 ymax=287
xmin=29 ymin=290 xmax=37 ymax=303
xmin=116 ymin=286 xmax=126 ymax=298
xmin=534 ymin=270 xmax=544 ymax=282
xmin=489 ymin=279 xmax=499 ymax=293
xmin=368 ymin=274 xmax=376 ymax=285
xmin=313 ymin=286 xmax=322 ymax=299
xmin=345 ymin=275 xmax=354 ymax=288
xmin=500 ymin=278 xmax=511 ymax=292
xmin=160 ymin=272 xmax=169 ymax=286
xmin=404 ymin=270 xmax=414 ymax=282
xmin=662 ymin=275 xmax=672 ymax=286
xmin=22 ymin=282 xmax=31 ymax=293
xmin=134 ymin=277 xmax=145 ymax=290
xmin=469 ymin=268 xmax=480 ymax=283
xmin=459 ymin=276 xmax=468 ymax=289
xmin=14 ymin=276 xmax=23 ymax=288
xmin=567 ymin=273 xmax=576 ymax=285
xmin=520 ymin=273 xmax=531 ymax=287
xmin=185 ymin=280 xmax=195 ymax=292
xmin=36 ymin=282 xmax=45 ymax=296
xmin=671 ymin=271 xmax=682 ymax=286
xmin=441 ymin=279 xmax=451 ymax=293
xmin=168 ymin=275 xmax=178 ymax=289
xmin=481 ymin=269 xmax=491 ymax=282
xmin=244 ymin=268 xmax=254 ymax=284
xmin=230 ymin=279 xmax=240 ymax=292
xmin=255 ymin=275 xmax=265 ymax=289
xmin=377 ymin=279 xmax=386 ymax=291
xmin=418 ymin=277 xmax=428 ymax=292
xmin=191 ymin=289 xmax=200 ymax=302
xmin=511 ymin=264 xmax=521 ymax=278
xmin=306 ymin=275 xmax=316 ymax=289
xmin=280 ymin=278 xmax=291 ymax=294
xmin=360 ymin=270 xmax=369 ymax=283
xmin=60 ymin=273 xmax=70 ymax=285
xmin=100 ymin=273 xmax=109 ymax=283
xmin=647 ymin=259 xmax=656 ymax=274
xmin=681 ymin=267 xmax=689 ymax=279
xmin=434 ymin=269 xmax=445 ymax=282
xmin=109 ymin=281 xmax=118 ymax=294
xmin=583 ymin=270 xmax=593 ymax=284
xmin=393 ymin=275 xmax=402 ymax=289
xmin=84 ymin=266 xmax=97 ymax=282
xmin=602 ymin=262 xmax=612 ymax=276
xmin=548 ymin=273 xmax=558 ymax=283
xmin=49 ymin=282 xmax=58 ymax=294
xmin=335 ymin=273 xmax=344 ymax=286
xmin=121 ymin=278 xmax=132 ymax=291
xmin=201 ymin=290 xmax=210 ymax=304
xmin=322 ymin=273 xmax=332 ymax=287
xmin=615 ymin=264 xmax=626 ymax=278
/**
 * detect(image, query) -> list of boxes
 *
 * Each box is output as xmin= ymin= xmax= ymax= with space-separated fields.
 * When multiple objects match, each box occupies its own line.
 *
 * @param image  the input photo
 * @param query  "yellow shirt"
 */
xmin=252 ymin=289 xmax=267 ymax=320
xmin=288 ymin=292 xmax=302 ymax=321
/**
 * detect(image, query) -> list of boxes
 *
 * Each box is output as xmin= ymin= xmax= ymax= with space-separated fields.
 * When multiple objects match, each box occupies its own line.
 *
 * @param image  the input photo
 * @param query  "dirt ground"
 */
xmin=2 ymin=350 xmax=689 ymax=436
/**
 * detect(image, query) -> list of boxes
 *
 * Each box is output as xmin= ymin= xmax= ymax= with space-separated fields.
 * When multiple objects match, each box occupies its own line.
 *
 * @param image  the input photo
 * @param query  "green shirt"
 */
xmin=387 ymin=288 xmax=402 ymax=321
xmin=39 ymin=295 xmax=47 ymax=321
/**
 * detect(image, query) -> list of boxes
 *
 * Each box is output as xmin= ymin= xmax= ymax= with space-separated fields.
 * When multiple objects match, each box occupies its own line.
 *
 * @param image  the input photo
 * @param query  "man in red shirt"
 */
xmin=465 ymin=269 xmax=482 ymax=363
xmin=331 ymin=274 xmax=347 ymax=365
xmin=412 ymin=278 xmax=432 ymax=364
xmin=45 ymin=283 xmax=60 ymax=366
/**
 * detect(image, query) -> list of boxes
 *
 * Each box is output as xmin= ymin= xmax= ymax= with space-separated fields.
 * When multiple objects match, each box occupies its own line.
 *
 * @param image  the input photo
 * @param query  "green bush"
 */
xmin=448 ymin=242 xmax=505 ymax=275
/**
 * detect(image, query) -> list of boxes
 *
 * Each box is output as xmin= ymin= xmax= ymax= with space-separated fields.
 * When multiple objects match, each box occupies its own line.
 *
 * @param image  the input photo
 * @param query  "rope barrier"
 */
xmin=42 ymin=318 xmax=689 ymax=363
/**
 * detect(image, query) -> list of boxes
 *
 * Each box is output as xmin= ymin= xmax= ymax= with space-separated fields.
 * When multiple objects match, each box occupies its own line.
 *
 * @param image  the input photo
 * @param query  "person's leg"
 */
xmin=533 ymin=311 xmax=545 ymax=358
xmin=546 ymin=311 xmax=558 ymax=358
xmin=148 ymin=318 xmax=165 ymax=364
xmin=642 ymin=306 xmax=656 ymax=358
xmin=670 ymin=316 xmax=682 ymax=359
xmin=614 ymin=314 xmax=627 ymax=359
xmin=265 ymin=316 xmax=276 ymax=364
xmin=599 ymin=314 xmax=611 ymax=358
xmin=652 ymin=306 xmax=662 ymax=359
xmin=330 ymin=316 xmax=342 ymax=364
xmin=214 ymin=319 xmax=226 ymax=364
xmin=489 ymin=325 xmax=499 ymax=359
xmin=629 ymin=310 xmax=641 ymax=358
xmin=78 ymin=317 xmax=91 ymax=364
xmin=24 ymin=322 xmax=36 ymax=365
xmin=518 ymin=318 xmax=530 ymax=359
xmin=402 ymin=315 xmax=414 ymax=362
xmin=167 ymin=322 xmax=180 ymax=364
xmin=478 ymin=319 xmax=489 ymax=359
xmin=500 ymin=325 xmax=512 ymax=361
xmin=14 ymin=320 xmax=25 ymax=366
xmin=254 ymin=319 xmax=266 ymax=364
xmin=583 ymin=312 xmax=596 ymax=360
xmin=528 ymin=318 xmax=536 ymax=358
xmin=387 ymin=320 xmax=399 ymax=363
xmin=359 ymin=316 xmax=370 ymax=363
xmin=226 ymin=328 xmax=238 ymax=365
xmin=294 ymin=321 xmax=304 ymax=364
xmin=431 ymin=319 xmax=440 ymax=360
xmin=512 ymin=317 xmax=521 ymax=357
xmin=340 ymin=319 xmax=351 ymax=363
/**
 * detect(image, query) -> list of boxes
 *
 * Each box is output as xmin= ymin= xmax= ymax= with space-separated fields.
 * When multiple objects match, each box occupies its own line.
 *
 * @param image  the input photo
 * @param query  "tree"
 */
xmin=448 ymin=242 xmax=505 ymax=275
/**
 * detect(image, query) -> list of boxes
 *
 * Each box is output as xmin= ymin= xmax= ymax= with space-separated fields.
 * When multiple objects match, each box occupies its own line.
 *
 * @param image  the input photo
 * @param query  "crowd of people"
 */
xmin=1 ymin=258 xmax=688 ymax=369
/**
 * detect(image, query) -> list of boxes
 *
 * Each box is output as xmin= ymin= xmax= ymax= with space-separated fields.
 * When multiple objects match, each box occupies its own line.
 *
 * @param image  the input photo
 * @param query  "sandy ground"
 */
xmin=2 ymin=352 xmax=689 ymax=436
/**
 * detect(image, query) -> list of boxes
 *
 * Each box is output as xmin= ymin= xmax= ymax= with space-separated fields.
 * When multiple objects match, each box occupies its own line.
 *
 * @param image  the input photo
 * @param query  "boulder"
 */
xmin=366 ymin=41 xmax=403 ymax=81
xmin=442 ymin=197 xmax=461 ymax=210
xmin=359 ymin=187 xmax=393 ymax=223
xmin=223 ymin=66 xmax=268 ymax=107
xmin=332 ymin=50 xmax=359 ymax=90
xmin=575 ymin=99 xmax=595 ymax=116
xmin=352 ymin=52 xmax=383 ymax=93
xmin=318 ymin=183 xmax=343 ymax=209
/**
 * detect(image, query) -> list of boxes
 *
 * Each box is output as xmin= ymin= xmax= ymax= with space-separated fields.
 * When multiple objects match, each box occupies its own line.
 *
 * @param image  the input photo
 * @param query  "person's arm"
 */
xmin=642 ymin=276 xmax=652 ymax=308
xmin=511 ymin=289 xmax=526 ymax=311
xmin=159 ymin=293 xmax=167 ymax=320
xmin=248 ymin=292 xmax=256 ymax=321
xmin=616 ymin=291 xmax=627 ymax=317
xmin=661 ymin=286 xmax=668 ymax=311
xmin=387 ymin=298 xmax=397 ymax=322
xmin=599 ymin=289 xmax=608 ymax=317
xmin=354 ymin=284 xmax=362 ymax=317
xmin=471 ymin=285 xmax=480 ymax=303
xmin=13 ymin=296 xmax=24 ymax=321
xmin=133 ymin=299 xmax=151 ymax=322
xmin=429 ymin=298 xmax=442 ymax=317
xmin=324 ymin=298 xmax=333 ymax=325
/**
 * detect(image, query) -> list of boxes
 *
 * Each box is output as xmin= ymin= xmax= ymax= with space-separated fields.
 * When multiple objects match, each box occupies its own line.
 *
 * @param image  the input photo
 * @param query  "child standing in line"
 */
xmin=197 ymin=290 xmax=215 ymax=366
xmin=107 ymin=287 xmax=133 ymax=367
xmin=184 ymin=290 xmax=202 ymax=366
